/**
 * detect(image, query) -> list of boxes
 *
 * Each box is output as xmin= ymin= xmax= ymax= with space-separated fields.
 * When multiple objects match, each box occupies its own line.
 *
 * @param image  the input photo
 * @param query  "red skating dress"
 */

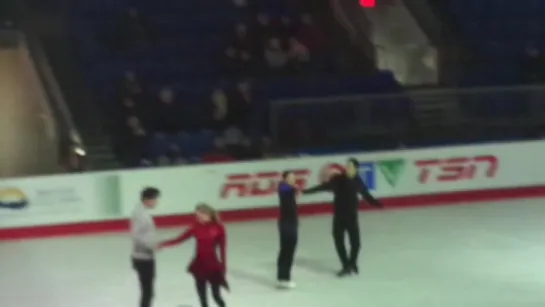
xmin=161 ymin=222 xmax=228 ymax=288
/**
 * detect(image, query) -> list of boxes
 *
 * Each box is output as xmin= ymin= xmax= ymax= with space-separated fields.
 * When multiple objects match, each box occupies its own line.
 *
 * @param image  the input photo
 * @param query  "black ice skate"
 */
xmin=336 ymin=267 xmax=352 ymax=277
xmin=350 ymin=264 xmax=359 ymax=275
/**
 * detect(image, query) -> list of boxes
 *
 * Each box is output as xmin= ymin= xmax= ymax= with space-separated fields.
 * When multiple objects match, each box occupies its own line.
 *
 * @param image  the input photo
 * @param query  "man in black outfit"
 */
xmin=276 ymin=171 xmax=299 ymax=289
xmin=303 ymin=158 xmax=383 ymax=277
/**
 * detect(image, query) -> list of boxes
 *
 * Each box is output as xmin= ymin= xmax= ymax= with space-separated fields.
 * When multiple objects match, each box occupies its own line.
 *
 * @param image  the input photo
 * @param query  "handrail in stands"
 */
xmin=12 ymin=0 xmax=85 ymax=166
xmin=20 ymin=30 xmax=85 ymax=163
xmin=24 ymin=33 xmax=83 ymax=144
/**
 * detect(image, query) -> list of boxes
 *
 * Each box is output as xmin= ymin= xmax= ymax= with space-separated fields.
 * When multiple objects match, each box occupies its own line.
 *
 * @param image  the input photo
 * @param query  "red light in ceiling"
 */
xmin=360 ymin=0 xmax=376 ymax=8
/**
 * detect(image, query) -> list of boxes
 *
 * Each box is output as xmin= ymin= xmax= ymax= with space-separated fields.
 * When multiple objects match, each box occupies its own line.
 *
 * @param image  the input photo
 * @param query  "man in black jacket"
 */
xmin=276 ymin=171 xmax=299 ymax=289
xmin=303 ymin=158 xmax=383 ymax=277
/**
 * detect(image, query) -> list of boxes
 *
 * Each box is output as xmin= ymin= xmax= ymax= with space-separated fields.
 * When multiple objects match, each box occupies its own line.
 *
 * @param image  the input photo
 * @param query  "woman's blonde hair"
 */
xmin=196 ymin=203 xmax=221 ymax=223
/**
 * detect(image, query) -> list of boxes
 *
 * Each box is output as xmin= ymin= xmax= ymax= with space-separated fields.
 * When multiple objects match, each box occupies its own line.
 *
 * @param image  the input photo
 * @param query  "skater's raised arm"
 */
xmin=302 ymin=182 xmax=331 ymax=194
xmin=160 ymin=226 xmax=195 ymax=248
xmin=357 ymin=177 xmax=383 ymax=208
xmin=302 ymin=175 xmax=338 ymax=194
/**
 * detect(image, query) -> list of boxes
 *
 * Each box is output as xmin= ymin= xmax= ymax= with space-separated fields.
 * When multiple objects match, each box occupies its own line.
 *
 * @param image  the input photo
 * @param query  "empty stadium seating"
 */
xmin=445 ymin=0 xmax=545 ymax=86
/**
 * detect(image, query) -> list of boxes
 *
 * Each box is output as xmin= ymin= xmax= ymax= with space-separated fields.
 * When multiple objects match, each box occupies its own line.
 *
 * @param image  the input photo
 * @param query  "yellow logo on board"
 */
xmin=0 ymin=188 xmax=28 ymax=209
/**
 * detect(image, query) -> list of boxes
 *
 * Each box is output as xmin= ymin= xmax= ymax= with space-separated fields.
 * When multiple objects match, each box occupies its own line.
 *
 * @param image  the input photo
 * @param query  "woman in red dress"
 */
xmin=160 ymin=203 xmax=228 ymax=307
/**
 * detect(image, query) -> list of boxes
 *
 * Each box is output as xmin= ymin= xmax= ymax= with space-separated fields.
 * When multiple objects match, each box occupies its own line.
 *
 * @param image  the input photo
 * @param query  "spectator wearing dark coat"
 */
xmin=227 ymin=81 xmax=256 ymax=130
xmin=154 ymin=87 xmax=182 ymax=134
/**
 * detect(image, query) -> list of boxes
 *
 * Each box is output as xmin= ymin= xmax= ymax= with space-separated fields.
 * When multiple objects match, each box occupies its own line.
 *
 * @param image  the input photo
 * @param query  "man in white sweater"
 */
xmin=131 ymin=187 xmax=160 ymax=307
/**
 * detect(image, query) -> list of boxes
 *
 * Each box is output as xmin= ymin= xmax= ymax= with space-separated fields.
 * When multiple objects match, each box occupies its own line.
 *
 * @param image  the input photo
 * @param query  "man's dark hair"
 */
xmin=141 ymin=187 xmax=160 ymax=201
xmin=347 ymin=158 xmax=360 ymax=168
xmin=282 ymin=170 xmax=292 ymax=179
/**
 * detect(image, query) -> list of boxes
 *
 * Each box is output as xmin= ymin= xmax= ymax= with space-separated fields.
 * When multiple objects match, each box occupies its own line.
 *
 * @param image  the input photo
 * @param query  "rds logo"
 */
xmin=0 ymin=188 xmax=29 ymax=210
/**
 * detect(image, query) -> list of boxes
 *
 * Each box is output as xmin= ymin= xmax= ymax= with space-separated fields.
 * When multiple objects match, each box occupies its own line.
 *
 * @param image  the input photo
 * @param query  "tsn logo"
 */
xmin=220 ymin=169 xmax=311 ymax=199
xmin=414 ymin=155 xmax=499 ymax=184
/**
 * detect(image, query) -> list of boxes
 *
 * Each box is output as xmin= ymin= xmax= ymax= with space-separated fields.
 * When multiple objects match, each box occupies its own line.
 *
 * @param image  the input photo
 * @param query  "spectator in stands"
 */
xmin=522 ymin=46 xmax=545 ymax=83
xmin=119 ymin=97 xmax=140 ymax=118
xmin=156 ymin=155 xmax=171 ymax=166
xmin=233 ymin=0 xmax=247 ymax=7
xmin=287 ymin=37 xmax=310 ymax=72
xmin=124 ymin=116 xmax=149 ymax=166
xmin=223 ymin=127 xmax=245 ymax=145
xmin=139 ymin=158 xmax=154 ymax=167
xmin=227 ymin=81 xmax=255 ymax=130
xmin=260 ymin=136 xmax=274 ymax=158
xmin=221 ymin=46 xmax=239 ymax=76
xmin=121 ymin=71 xmax=143 ymax=99
xmin=156 ymin=144 xmax=186 ymax=166
xmin=232 ymin=23 xmax=252 ymax=52
xmin=297 ymin=13 xmax=324 ymax=53
xmin=211 ymin=87 xmax=229 ymax=130
xmin=222 ymin=127 xmax=255 ymax=160
xmin=167 ymin=144 xmax=187 ymax=165
xmin=220 ymin=49 xmax=257 ymax=77
xmin=65 ymin=146 xmax=85 ymax=172
xmin=201 ymin=137 xmax=236 ymax=163
xmin=239 ymin=51 xmax=256 ymax=76
xmin=275 ymin=16 xmax=295 ymax=48
xmin=154 ymin=87 xmax=181 ymax=134
xmin=117 ymin=96 xmax=152 ymax=133
xmin=227 ymin=24 xmax=260 ymax=75
xmin=253 ymin=14 xmax=275 ymax=51
xmin=233 ymin=0 xmax=259 ymax=16
xmin=264 ymin=38 xmax=288 ymax=73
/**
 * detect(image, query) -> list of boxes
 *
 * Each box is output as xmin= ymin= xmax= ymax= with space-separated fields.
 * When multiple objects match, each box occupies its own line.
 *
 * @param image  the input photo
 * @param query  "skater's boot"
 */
xmin=350 ymin=263 xmax=359 ymax=275
xmin=336 ymin=267 xmax=352 ymax=277
xmin=277 ymin=280 xmax=296 ymax=289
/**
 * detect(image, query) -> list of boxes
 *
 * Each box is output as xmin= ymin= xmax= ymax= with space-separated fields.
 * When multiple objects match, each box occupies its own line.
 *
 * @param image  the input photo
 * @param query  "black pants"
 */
xmin=332 ymin=218 xmax=360 ymax=269
xmin=195 ymin=278 xmax=226 ymax=307
xmin=277 ymin=223 xmax=298 ymax=281
xmin=132 ymin=258 xmax=155 ymax=307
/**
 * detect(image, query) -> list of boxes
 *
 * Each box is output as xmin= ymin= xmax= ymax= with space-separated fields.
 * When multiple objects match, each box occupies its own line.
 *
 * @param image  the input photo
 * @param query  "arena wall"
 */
xmin=1 ymin=141 xmax=544 ymax=240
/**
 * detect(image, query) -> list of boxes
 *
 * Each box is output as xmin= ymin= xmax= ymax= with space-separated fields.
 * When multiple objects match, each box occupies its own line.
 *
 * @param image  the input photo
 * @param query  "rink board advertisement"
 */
xmin=0 ymin=173 xmax=120 ymax=228
xmin=2 ymin=141 xmax=545 ymax=230
xmin=118 ymin=141 xmax=545 ymax=216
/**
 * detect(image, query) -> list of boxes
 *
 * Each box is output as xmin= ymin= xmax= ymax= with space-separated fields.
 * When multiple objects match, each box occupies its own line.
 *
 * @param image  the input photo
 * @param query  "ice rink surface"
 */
xmin=1 ymin=199 xmax=545 ymax=307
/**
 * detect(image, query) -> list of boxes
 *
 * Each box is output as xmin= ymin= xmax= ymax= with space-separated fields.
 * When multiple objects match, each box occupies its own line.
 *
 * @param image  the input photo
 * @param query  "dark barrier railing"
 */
xmin=270 ymin=85 xmax=545 ymax=150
